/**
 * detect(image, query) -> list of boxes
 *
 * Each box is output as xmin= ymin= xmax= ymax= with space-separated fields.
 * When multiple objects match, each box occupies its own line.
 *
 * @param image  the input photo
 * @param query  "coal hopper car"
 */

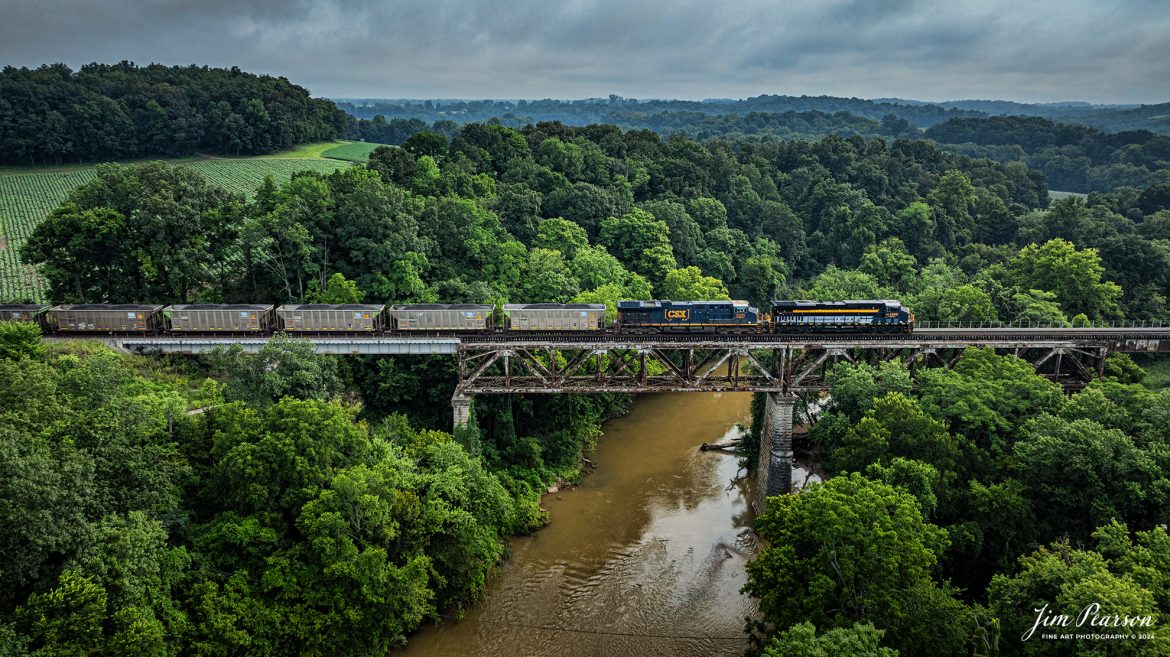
xmin=503 ymin=303 xmax=606 ymax=331
xmin=0 ymin=304 xmax=51 ymax=331
xmin=48 ymin=304 xmax=166 ymax=333
xmin=387 ymin=304 xmax=495 ymax=332
xmin=168 ymin=304 xmax=275 ymax=332
xmin=276 ymin=304 xmax=386 ymax=332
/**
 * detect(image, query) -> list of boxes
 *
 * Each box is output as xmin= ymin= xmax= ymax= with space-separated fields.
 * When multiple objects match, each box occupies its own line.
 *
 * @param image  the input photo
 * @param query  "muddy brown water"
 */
xmin=399 ymin=391 xmax=774 ymax=657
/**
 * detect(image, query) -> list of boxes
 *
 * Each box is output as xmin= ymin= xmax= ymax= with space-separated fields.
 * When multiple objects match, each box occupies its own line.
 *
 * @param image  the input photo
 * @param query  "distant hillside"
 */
xmin=337 ymin=93 xmax=1170 ymax=136
xmin=926 ymin=115 xmax=1170 ymax=192
xmin=878 ymin=97 xmax=1170 ymax=134
xmin=336 ymin=94 xmax=981 ymax=130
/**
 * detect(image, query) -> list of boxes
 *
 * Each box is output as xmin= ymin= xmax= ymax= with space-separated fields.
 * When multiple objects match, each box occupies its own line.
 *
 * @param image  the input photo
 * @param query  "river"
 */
xmin=400 ymin=391 xmax=782 ymax=657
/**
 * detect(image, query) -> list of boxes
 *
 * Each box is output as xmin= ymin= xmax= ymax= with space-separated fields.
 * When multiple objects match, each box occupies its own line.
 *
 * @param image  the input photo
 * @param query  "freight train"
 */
xmin=1 ymin=299 xmax=913 ymax=335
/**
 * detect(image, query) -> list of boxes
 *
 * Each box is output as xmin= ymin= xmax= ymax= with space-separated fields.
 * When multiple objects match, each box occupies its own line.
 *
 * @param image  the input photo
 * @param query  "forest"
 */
xmin=927 ymin=116 xmax=1170 ymax=193
xmin=0 ymin=63 xmax=352 ymax=165
xmin=7 ymin=114 xmax=1170 ymax=654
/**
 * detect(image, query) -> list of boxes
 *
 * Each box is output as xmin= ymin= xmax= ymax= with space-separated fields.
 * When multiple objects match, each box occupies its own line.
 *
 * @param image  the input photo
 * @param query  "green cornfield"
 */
xmin=0 ymin=157 xmax=353 ymax=302
xmin=321 ymin=141 xmax=384 ymax=162
xmin=183 ymin=158 xmax=351 ymax=195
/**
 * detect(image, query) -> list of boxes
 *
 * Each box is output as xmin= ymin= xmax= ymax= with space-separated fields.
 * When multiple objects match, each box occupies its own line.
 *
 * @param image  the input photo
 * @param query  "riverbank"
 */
xmin=398 ymin=391 xmax=758 ymax=657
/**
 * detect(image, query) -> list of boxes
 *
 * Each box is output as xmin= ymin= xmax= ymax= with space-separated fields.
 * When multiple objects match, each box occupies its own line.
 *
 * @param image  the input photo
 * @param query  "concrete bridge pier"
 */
xmin=452 ymin=393 xmax=472 ymax=429
xmin=754 ymin=393 xmax=796 ymax=514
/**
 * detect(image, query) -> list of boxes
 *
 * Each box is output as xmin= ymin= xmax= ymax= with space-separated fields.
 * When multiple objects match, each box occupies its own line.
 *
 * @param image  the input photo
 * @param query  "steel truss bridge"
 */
xmin=99 ymin=326 xmax=1170 ymax=512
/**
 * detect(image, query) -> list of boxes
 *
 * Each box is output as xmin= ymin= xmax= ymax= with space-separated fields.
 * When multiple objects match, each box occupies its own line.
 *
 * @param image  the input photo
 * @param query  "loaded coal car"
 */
xmin=615 ymin=299 xmax=761 ymax=333
xmin=276 ymin=304 xmax=386 ymax=332
xmin=167 ymin=304 xmax=275 ymax=332
xmin=387 ymin=304 xmax=494 ymax=332
xmin=0 ymin=304 xmax=51 ymax=331
xmin=503 ymin=303 xmax=606 ymax=331
xmin=49 ymin=304 xmax=165 ymax=333
xmin=771 ymin=299 xmax=913 ymax=333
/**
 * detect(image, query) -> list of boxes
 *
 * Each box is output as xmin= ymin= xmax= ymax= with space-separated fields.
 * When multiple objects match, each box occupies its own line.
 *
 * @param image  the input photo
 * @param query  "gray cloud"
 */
xmin=2 ymin=0 xmax=1167 ymax=103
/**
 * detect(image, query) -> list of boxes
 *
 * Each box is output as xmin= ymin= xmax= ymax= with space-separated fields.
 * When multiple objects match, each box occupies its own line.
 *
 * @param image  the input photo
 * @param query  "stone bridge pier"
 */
xmin=753 ymin=393 xmax=796 ymax=514
xmin=452 ymin=394 xmax=472 ymax=429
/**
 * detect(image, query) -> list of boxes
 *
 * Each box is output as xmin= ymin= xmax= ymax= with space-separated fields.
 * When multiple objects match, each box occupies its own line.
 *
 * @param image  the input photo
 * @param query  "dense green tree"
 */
xmin=308 ymin=272 xmax=365 ymax=304
xmin=745 ymin=474 xmax=969 ymax=656
xmin=519 ymin=248 xmax=579 ymax=302
xmin=326 ymin=166 xmax=426 ymax=292
xmin=1007 ymin=239 xmax=1123 ymax=320
xmin=544 ymin=182 xmax=629 ymax=238
xmin=911 ymin=283 xmax=997 ymax=323
xmin=989 ymin=540 xmax=1167 ymax=655
xmin=640 ymin=199 xmax=705 ymax=266
xmin=823 ymin=360 xmax=914 ymax=423
xmin=533 ymin=217 xmax=589 ymax=260
xmin=686 ymin=196 xmax=729 ymax=232
xmin=0 ymin=320 xmax=44 ymax=360
xmin=208 ymin=334 xmax=343 ymax=408
xmin=859 ymin=238 xmax=918 ymax=290
xmin=832 ymin=392 xmax=963 ymax=477
xmin=0 ymin=425 xmax=95 ymax=602
xmin=865 ymin=458 xmax=942 ymax=518
xmin=493 ymin=182 xmax=544 ymax=243
xmin=401 ymin=131 xmax=448 ymax=158
xmin=761 ymin=622 xmax=898 ymax=657
xmin=0 ymin=62 xmax=348 ymax=164
xmin=660 ymin=266 xmax=730 ymax=300
xmin=1009 ymin=288 xmax=1070 ymax=325
xmin=367 ymin=145 xmax=417 ymax=186
xmin=804 ymin=266 xmax=884 ymax=301
xmin=14 ymin=571 xmax=110 ymax=655
xmin=1093 ymin=521 xmax=1170 ymax=612
xmin=738 ymin=253 xmax=787 ymax=308
xmin=917 ymin=348 xmax=1063 ymax=464
xmin=928 ymin=170 xmax=978 ymax=249
xmin=895 ymin=202 xmax=936 ymax=259
xmin=1012 ymin=414 xmax=1169 ymax=540
xmin=598 ymin=209 xmax=677 ymax=285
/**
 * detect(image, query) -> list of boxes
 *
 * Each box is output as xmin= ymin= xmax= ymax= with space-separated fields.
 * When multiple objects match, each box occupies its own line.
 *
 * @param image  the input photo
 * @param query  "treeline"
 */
xmin=342 ymin=99 xmax=1170 ymax=195
xmin=927 ymin=115 xmax=1170 ymax=192
xmin=0 ymin=62 xmax=352 ymax=165
xmin=887 ymin=97 xmax=1170 ymax=134
xmin=336 ymin=93 xmax=982 ymax=128
xmin=745 ymin=350 xmax=1170 ymax=655
xmin=347 ymin=110 xmax=917 ymax=150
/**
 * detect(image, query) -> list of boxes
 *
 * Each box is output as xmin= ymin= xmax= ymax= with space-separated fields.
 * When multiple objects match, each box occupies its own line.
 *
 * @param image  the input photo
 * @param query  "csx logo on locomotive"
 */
xmin=665 ymin=309 xmax=690 ymax=320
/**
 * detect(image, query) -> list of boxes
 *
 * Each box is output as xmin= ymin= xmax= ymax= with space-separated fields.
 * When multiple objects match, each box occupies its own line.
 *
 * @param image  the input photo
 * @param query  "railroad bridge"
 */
xmin=102 ymin=326 xmax=1170 ymax=512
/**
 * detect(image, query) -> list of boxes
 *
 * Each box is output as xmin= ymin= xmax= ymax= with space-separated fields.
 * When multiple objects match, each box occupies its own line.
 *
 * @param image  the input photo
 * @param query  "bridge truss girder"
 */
xmin=457 ymin=344 xmax=785 ymax=393
xmin=454 ymin=341 xmax=1112 ymax=396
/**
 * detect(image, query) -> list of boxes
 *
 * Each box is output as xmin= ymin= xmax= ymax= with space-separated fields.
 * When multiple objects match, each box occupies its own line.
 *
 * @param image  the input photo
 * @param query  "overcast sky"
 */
xmin=3 ymin=0 xmax=1168 ymax=104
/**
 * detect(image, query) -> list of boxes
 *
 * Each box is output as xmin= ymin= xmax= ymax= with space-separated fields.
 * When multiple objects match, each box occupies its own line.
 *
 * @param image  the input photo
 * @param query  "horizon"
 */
xmin=327 ymin=94 xmax=1157 ymax=108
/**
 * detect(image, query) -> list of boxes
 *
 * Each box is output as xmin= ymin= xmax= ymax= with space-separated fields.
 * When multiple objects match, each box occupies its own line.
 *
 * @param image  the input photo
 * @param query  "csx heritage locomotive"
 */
xmin=2 ymin=299 xmax=913 ymax=335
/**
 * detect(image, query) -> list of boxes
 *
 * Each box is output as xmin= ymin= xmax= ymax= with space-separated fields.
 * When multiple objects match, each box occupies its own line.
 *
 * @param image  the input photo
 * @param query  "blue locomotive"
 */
xmin=616 ymin=299 xmax=761 ymax=333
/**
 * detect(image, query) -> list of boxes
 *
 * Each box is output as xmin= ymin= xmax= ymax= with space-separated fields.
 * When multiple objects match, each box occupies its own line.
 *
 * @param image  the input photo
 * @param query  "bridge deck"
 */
xmin=66 ymin=326 xmax=1170 ymax=355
